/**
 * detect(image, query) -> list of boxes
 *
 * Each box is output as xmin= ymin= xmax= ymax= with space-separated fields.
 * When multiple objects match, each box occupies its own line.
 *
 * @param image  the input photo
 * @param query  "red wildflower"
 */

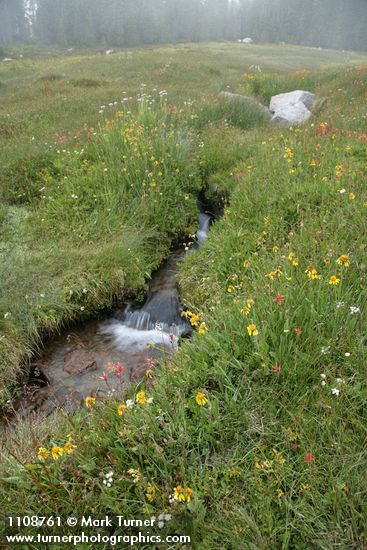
xmin=275 ymin=293 xmax=284 ymax=305
xmin=291 ymin=443 xmax=298 ymax=450
xmin=235 ymin=171 xmax=244 ymax=178
xmin=99 ymin=372 xmax=108 ymax=382
xmin=294 ymin=328 xmax=302 ymax=335
xmin=115 ymin=362 xmax=125 ymax=376
xmin=273 ymin=363 xmax=281 ymax=375
xmin=304 ymin=451 xmax=314 ymax=464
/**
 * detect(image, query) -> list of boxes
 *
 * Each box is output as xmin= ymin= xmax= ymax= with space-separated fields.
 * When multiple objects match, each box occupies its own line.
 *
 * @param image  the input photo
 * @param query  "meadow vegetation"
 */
xmin=0 ymin=43 xmax=367 ymax=548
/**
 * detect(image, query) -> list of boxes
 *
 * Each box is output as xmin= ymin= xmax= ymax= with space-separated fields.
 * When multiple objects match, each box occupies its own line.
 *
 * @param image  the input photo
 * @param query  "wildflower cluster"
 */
xmin=38 ymin=435 xmax=76 ymax=462
xmin=170 ymin=485 xmax=193 ymax=504
xmin=181 ymin=310 xmax=207 ymax=334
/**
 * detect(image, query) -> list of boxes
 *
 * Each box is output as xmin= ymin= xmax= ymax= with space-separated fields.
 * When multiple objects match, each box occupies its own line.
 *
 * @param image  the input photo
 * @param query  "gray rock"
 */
xmin=3 ymin=58 xmax=13 ymax=62
xmin=269 ymin=90 xmax=315 ymax=126
xmin=269 ymin=90 xmax=315 ymax=113
xmin=242 ymin=38 xmax=253 ymax=44
xmin=218 ymin=91 xmax=271 ymax=119
xmin=271 ymin=101 xmax=312 ymax=126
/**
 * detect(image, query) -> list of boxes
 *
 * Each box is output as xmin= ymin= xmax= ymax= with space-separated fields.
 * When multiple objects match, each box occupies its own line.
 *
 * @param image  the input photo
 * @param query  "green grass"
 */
xmin=1 ymin=44 xmax=367 ymax=549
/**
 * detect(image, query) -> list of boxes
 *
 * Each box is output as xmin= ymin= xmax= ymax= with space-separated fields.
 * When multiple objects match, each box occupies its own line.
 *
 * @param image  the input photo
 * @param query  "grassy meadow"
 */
xmin=0 ymin=43 xmax=367 ymax=548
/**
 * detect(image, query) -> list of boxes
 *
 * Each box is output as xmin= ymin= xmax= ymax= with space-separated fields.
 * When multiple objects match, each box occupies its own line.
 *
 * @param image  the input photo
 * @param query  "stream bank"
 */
xmin=1 ymin=207 xmax=212 ymax=428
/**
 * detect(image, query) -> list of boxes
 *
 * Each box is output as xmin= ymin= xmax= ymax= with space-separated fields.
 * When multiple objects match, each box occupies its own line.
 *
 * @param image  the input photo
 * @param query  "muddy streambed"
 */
xmin=2 ymin=210 xmax=211 ymax=426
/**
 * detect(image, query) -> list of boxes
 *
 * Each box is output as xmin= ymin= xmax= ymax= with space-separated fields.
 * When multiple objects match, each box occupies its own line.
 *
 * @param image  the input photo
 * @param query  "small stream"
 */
xmin=2 ymin=209 xmax=211 ymax=426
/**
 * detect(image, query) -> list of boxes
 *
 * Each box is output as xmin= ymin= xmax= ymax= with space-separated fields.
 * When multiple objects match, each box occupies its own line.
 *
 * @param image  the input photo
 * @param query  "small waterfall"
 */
xmin=98 ymin=208 xmax=211 ymax=348
xmin=197 ymin=212 xmax=210 ymax=245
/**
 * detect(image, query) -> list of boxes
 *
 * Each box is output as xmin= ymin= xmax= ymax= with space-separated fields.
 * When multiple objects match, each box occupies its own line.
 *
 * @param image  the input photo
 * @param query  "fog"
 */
xmin=1 ymin=0 xmax=366 ymax=51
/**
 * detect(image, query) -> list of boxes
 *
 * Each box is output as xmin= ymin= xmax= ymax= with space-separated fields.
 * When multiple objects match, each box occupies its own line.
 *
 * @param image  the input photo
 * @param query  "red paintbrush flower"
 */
xmin=304 ymin=451 xmax=314 ymax=464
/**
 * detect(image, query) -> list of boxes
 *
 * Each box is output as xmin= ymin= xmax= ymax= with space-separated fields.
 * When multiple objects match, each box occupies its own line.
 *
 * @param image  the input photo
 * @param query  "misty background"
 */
xmin=1 ymin=0 xmax=367 ymax=51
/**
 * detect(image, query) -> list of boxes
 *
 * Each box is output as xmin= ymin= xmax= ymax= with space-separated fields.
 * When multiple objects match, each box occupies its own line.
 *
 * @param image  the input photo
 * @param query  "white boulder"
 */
xmin=269 ymin=90 xmax=316 ymax=126
xmin=105 ymin=49 xmax=114 ymax=55
xmin=242 ymin=38 xmax=253 ymax=44
xmin=271 ymin=102 xmax=312 ymax=126
xmin=270 ymin=90 xmax=315 ymax=113
xmin=3 ymin=58 xmax=13 ymax=62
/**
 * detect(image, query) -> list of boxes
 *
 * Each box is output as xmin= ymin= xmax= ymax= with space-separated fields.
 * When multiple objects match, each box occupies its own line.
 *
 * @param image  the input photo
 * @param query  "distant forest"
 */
xmin=1 ymin=0 xmax=367 ymax=52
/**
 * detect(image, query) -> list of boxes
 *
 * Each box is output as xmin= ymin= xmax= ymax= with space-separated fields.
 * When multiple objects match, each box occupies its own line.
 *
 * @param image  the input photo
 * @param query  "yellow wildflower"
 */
xmin=273 ymin=449 xmax=286 ymax=465
xmin=174 ymin=485 xmax=186 ymax=502
xmin=255 ymin=459 xmax=273 ymax=473
xmin=38 ymin=447 xmax=49 ymax=461
xmin=227 ymin=285 xmax=235 ymax=293
xmin=185 ymin=487 xmax=193 ymax=502
xmin=198 ymin=322 xmax=207 ymax=335
xmin=337 ymin=255 xmax=349 ymax=267
xmin=189 ymin=313 xmax=201 ymax=327
xmin=51 ymin=447 xmax=64 ymax=460
xmin=241 ymin=306 xmax=251 ymax=316
xmin=305 ymin=266 xmax=322 ymax=280
xmin=284 ymin=147 xmax=294 ymax=159
xmin=117 ymin=403 xmax=127 ymax=416
xmin=292 ymin=258 xmax=299 ymax=266
xmin=63 ymin=441 xmax=77 ymax=455
xmin=247 ymin=324 xmax=259 ymax=336
xmin=328 ymin=275 xmax=340 ymax=285
xmin=136 ymin=391 xmax=147 ymax=405
xmin=128 ymin=469 xmax=141 ymax=483
xmin=195 ymin=392 xmax=208 ymax=406
xmin=349 ymin=192 xmax=355 ymax=200
xmin=145 ymin=369 xmax=154 ymax=379
xmin=146 ymin=483 xmax=155 ymax=502
xmin=85 ymin=396 xmax=96 ymax=408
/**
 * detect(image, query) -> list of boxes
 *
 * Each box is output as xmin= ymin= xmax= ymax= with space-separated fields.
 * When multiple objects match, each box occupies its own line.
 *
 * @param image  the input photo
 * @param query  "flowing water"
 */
xmin=2 ymin=210 xmax=211 ymax=425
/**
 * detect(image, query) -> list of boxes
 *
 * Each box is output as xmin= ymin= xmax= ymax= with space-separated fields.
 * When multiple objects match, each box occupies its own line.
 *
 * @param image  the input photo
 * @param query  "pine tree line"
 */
xmin=1 ymin=0 xmax=366 ymax=52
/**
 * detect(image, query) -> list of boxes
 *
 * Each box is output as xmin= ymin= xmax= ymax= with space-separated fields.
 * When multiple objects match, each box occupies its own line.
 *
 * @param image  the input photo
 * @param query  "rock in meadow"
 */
xmin=271 ymin=101 xmax=312 ymax=126
xmin=269 ymin=90 xmax=316 ymax=125
xmin=270 ymin=90 xmax=315 ymax=112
